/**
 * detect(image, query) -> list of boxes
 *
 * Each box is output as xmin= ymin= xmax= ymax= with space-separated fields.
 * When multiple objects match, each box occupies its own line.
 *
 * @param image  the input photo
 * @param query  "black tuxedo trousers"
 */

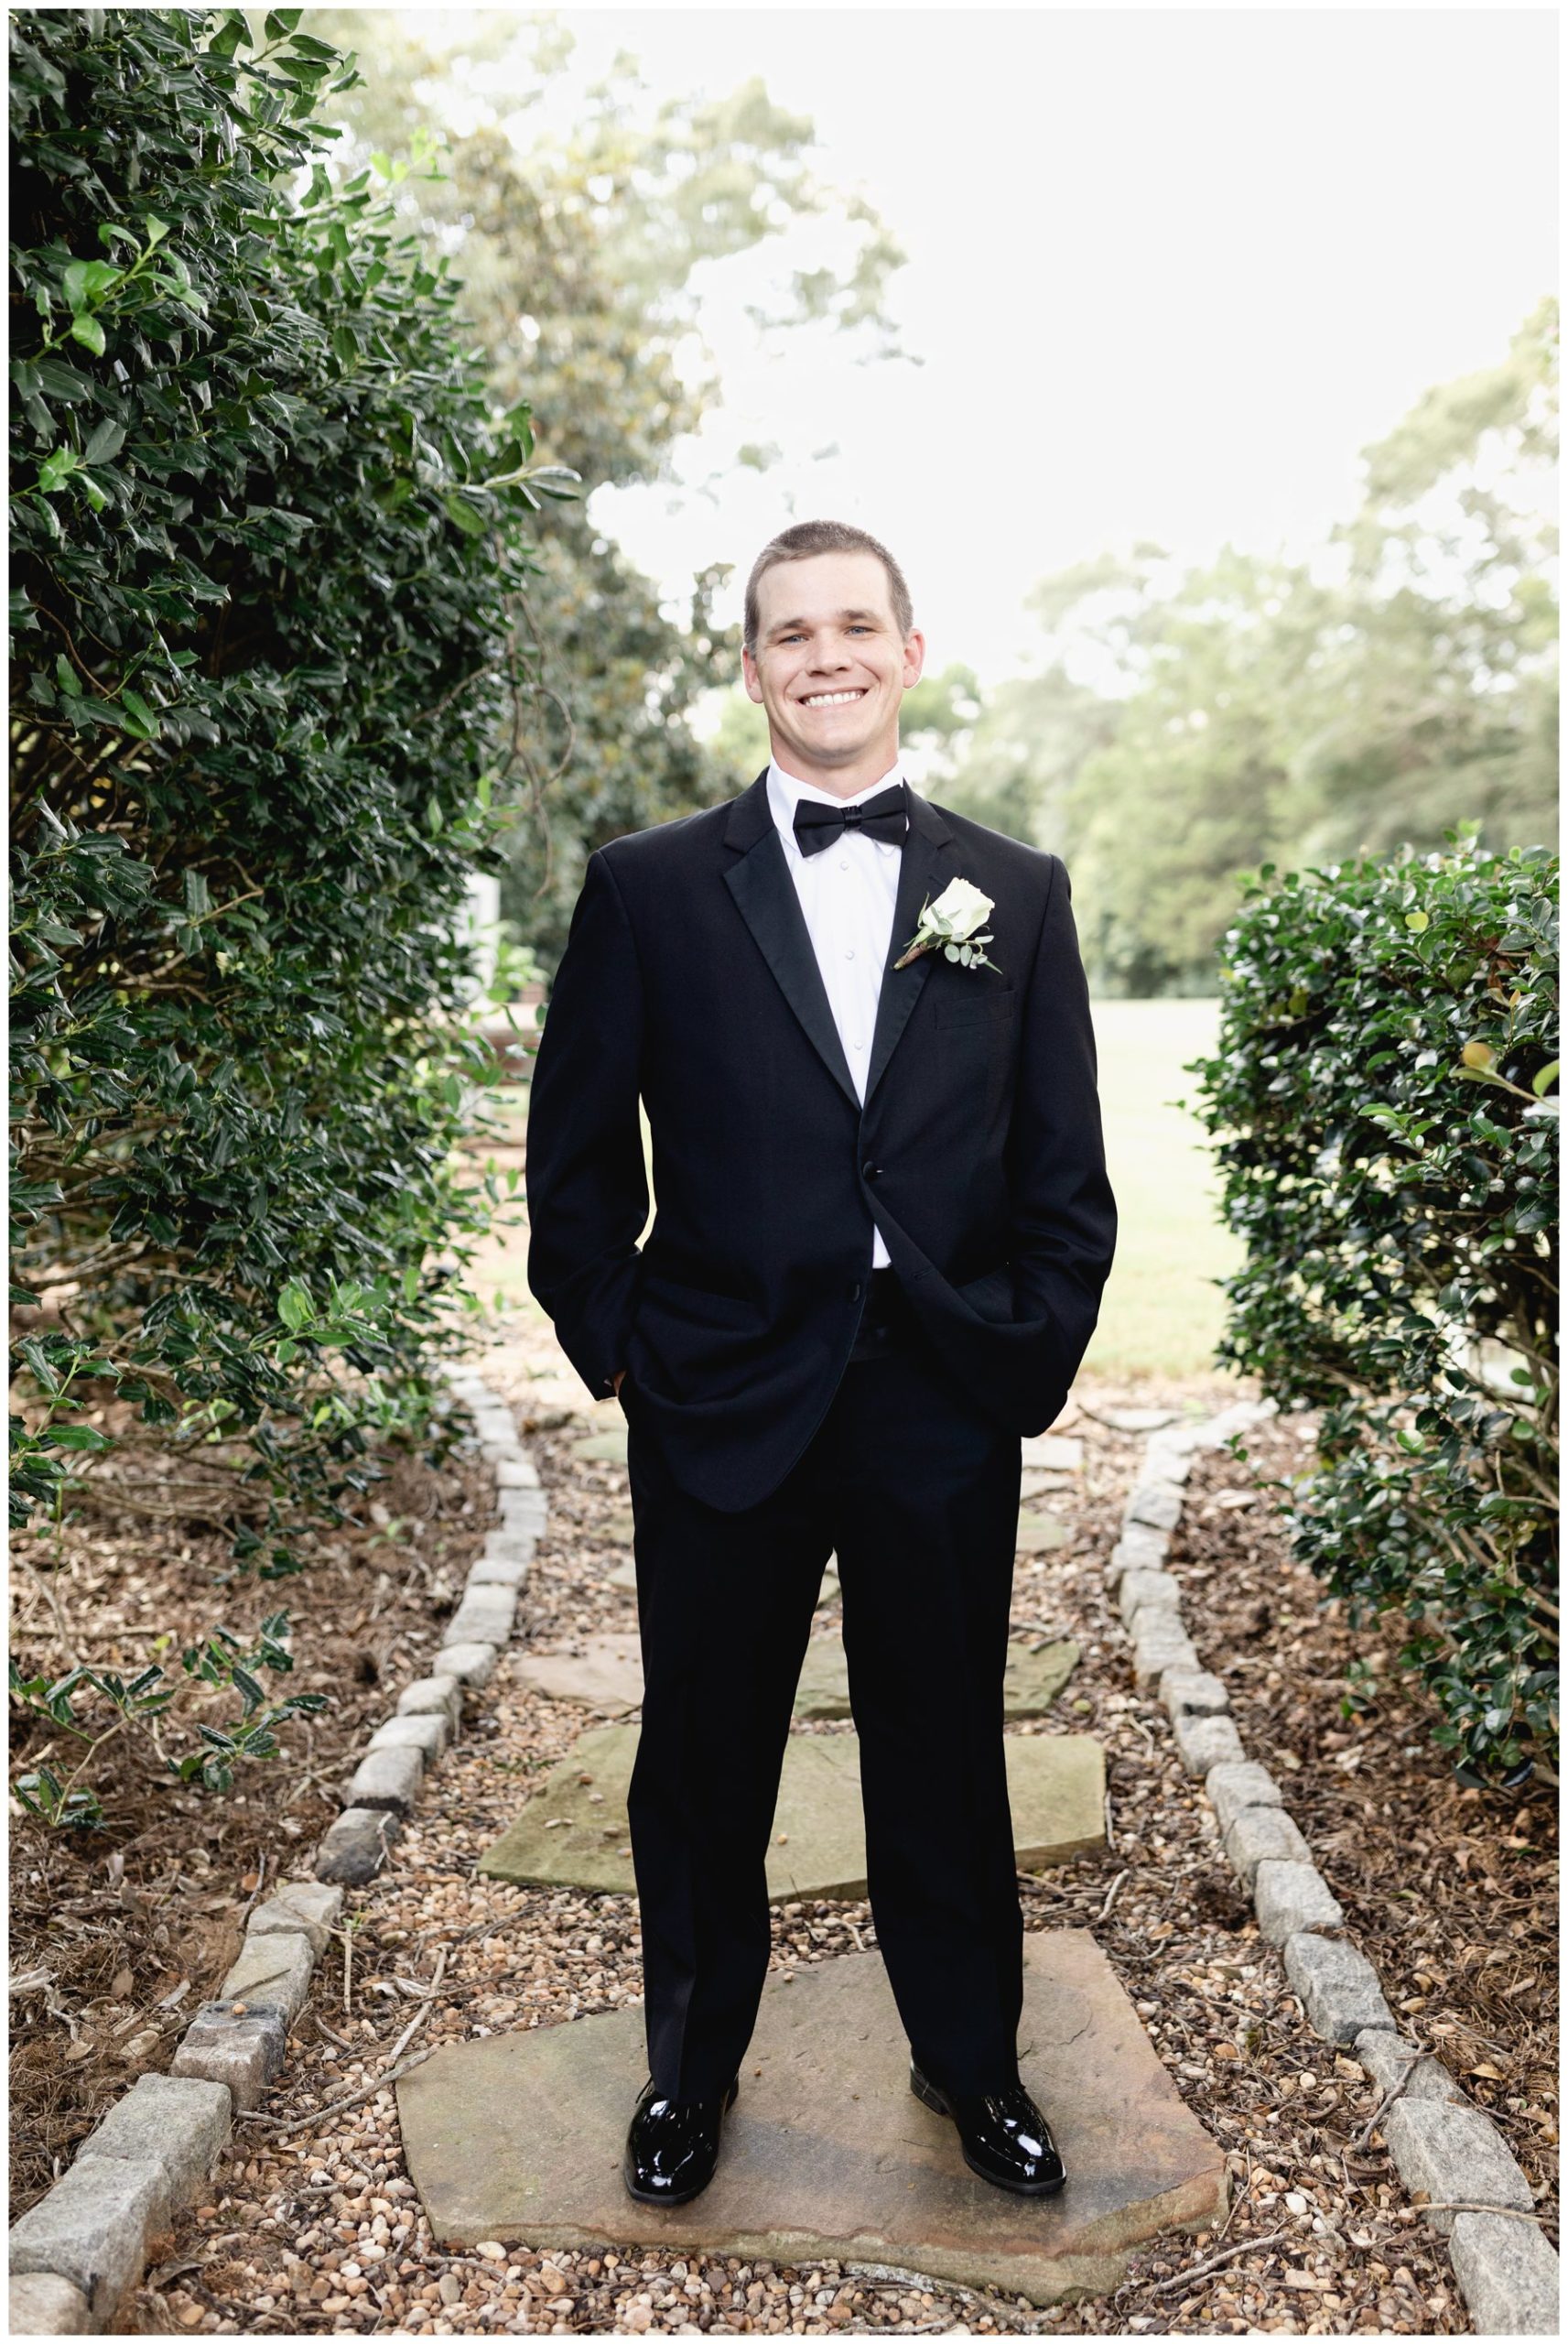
xmin=622 ymin=1274 xmax=1026 ymax=2103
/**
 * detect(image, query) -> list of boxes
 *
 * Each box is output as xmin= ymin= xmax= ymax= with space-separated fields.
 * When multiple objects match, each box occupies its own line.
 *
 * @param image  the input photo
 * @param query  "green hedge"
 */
xmin=1190 ymin=830 xmax=1558 ymax=1785
xmin=10 ymin=10 xmax=560 ymax=1563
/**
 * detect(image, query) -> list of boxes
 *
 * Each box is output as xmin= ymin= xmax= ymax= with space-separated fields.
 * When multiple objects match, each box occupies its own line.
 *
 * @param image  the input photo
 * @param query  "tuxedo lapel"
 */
xmin=722 ymin=774 xmax=860 ymax=1110
xmin=864 ymin=787 xmax=957 ymax=1104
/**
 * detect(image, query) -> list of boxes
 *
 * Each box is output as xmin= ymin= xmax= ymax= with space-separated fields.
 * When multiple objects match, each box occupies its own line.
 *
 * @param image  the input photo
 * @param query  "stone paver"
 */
xmin=446 ymin=1585 xmax=519 ymax=1647
xmin=1353 ymin=2029 xmax=1463 ymax=2104
xmin=1380 ymin=2098 xmax=1537 ymax=2238
xmin=1222 ymin=1804 xmax=1312 ymax=1883
xmin=1447 ymin=2208 xmax=1562 ymax=2334
xmin=480 ymin=1724 xmax=1104 ymax=1899
xmin=343 ymin=1743 xmax=424 ymax=1816
xmin=1251 ymin=1860 xmax=1345 ymax=1945
xmin=1159 ymin=1667 xmax=1230 ymax=1720
xmin=313 ymin=1806 xmax=403 ymax=1886
xmin=1203 ymin=1762 xmax=1284 ymax=1835
xmin=245 ymin=1879 xmax=342 ymax=1956
xmin=606 ymin=1562 xmax=842 ymax=1609
xmin=8 ymin=2153 xmax=166 ymax=2324
xmin=573 ymin=1427 xmax=629 ymax=1463
xmin=1130 ymin=1614 xmax=1199 ymax=1686
xmin=170 ymin=1999 xmax=287 ymax=2111
xmin=1104 ymin=1523 xmax=1170 ymax=1583
xmin=1019 ymin=1434 xmax=1084 ymax=1472
xmin=221 ymin=1929 xmax=315 ymax=2024
xmin=76 ymin=2071 xmax=231 ymax=2213
xmin=1014 ymin=1512 xmax=1070 ymax=1555
xmin=397 ymin=1930 xmax=1225 ymax=2306
xmin=515 ymin=1633 xmax=645 ymax=1716
xmin=1281 ymin=1932 xmax=1395 ymax=2043
xmin=433 ymin=1641 xmax=501 ymax=1687
xmin=794 ymin=1637 xmax=1081 ymax=1722
xmin=396 ymin=1674 xmax=462 ymax=1725
xmin=9 ymin=2272 xmax=93 ymax=2333
xmin=369 ymin=1710 xmax=450 ymax=1762
xmin=1116 ymin=1568 xmax=1182 ymax=1628
xmin=1172 ymin=1711 xmax=1245 ymax=1776
xmin=515 ymin=1633 xmax=1079 ymax=1726
xmin=1126 ymin=1480 xmax=1182 ymax=1531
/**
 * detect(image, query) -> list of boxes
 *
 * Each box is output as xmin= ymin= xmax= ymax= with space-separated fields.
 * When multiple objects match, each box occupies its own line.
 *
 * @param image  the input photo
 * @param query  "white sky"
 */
xmin=394 ymin=5 xmax=1558 ymax=686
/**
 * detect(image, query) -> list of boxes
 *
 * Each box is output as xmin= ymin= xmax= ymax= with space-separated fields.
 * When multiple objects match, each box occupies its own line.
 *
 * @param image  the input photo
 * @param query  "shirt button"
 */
xmin=838 ymin=857 xmax=849 ymax=870
xmin=853 ymin=1038 xmax=865 ymax=1051
xmin=844 ymin=948 xmax=855 ymax=960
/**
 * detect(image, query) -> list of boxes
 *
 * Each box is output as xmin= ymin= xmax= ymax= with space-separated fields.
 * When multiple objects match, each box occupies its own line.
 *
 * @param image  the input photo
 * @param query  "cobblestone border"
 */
xmin=1108 ymin=1399 xmax=1560 ymax=2338
xmin=8 ymin=1361 xmax=535 ymax=2337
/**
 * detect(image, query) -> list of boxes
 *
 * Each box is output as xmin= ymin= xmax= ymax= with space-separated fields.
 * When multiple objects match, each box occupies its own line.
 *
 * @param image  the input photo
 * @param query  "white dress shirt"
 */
xmin=766 ymin=757 xmax=909 ymax=1270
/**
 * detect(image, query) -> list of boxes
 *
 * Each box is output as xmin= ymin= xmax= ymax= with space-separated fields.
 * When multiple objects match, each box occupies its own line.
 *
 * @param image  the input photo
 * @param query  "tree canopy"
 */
xmin=946 ymin=300 xmax=1559 ymax=993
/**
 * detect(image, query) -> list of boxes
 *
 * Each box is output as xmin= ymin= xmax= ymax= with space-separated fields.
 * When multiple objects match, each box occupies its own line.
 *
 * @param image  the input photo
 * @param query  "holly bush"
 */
xmin=10 ymin=9 xmax=565 ymax=1566
xmin=1190 ymin=830 xmax=1558 ymax=1785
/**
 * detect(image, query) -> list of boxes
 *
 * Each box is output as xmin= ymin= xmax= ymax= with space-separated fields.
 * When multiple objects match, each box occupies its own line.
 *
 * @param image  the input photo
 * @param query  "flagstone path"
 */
xmin=478 ymin=1721 xmax=1105 ymax=1899
xmin=514 ymin=1629 xmax=1079 ymax=1722
xmin=135 ymin=1311 xmax=1472 ymax=2336
xmin=396 ymin=1931 xmax=1227 ymax=2308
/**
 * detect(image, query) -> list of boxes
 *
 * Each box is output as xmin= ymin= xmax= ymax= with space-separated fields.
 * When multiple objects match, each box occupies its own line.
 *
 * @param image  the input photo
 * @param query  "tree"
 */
xmin=308 ymin=12 xmax=908 ymax=967
xmin=945 ymin=304 xmax=1559 ymax=992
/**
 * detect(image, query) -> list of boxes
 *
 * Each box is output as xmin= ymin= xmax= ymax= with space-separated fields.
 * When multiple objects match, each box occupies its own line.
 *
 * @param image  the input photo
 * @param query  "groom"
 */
xmin=524 ymin=519 xmax=1116 ymax=2208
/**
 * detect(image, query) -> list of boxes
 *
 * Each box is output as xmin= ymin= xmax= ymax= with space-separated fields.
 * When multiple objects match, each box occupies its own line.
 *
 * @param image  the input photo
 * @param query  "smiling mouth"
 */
xmin=797 ymin=688 xmax=867 ymax=709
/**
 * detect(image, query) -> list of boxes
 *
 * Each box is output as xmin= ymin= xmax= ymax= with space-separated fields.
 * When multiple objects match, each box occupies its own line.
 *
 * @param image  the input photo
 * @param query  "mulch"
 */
xmin=1168 ymin=1412 xmax=1560 ymax=2219
xmin=8 ymin=1427 xmax=495 ymax=2218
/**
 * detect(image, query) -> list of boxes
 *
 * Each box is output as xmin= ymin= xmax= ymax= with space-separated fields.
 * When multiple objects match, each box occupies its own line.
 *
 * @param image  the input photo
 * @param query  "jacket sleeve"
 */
xmin=1006 ymin=853 xmax=1118 ymax=1384
xmin=524 ymin=848 xmax=649 ymax=1400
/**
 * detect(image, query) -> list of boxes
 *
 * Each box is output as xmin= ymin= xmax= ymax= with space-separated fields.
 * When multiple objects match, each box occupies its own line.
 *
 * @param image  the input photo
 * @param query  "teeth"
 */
xmin=801 ymin=689 xmax=864 ymax=707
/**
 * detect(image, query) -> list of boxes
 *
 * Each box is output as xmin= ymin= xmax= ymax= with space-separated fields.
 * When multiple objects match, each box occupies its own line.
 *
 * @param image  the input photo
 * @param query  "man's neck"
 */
xmin=769 ymin=746 xmax=903 ymax=802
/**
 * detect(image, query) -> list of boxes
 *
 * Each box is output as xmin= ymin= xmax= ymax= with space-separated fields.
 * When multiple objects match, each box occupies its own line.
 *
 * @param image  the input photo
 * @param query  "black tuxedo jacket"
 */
xmin=524 ymin=771 xmax=1117 ymax=1512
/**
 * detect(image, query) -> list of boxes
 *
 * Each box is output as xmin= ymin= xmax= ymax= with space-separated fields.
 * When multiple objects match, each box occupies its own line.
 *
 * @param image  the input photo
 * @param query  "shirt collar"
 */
xmin=767 ymin=757 xmax=906 ymax=859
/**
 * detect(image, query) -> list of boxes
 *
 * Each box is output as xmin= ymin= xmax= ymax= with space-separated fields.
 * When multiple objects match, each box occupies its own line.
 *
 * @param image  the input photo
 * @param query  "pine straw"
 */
xmin=103 ymin=1343 xmax=1552 ymax=2336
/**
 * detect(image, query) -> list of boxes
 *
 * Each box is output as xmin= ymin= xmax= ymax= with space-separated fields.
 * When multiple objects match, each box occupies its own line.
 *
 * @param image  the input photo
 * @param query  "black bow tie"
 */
xmin=792 ymin=781 xmax=908 ymax=857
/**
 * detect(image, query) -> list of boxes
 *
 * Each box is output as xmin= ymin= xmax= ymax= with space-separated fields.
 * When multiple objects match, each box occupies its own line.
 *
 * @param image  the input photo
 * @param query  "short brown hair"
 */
xmin=743 ymin=519 xmax=914 ymax=653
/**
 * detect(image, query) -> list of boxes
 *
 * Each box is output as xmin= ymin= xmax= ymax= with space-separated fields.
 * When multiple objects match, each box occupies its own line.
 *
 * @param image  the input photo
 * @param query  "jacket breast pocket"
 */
xmin=933 ymin=986 xmax=1015 ymax=1033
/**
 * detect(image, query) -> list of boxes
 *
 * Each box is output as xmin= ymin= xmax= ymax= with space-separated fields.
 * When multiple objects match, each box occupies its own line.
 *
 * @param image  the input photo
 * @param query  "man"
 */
xmin=525 ymin=518 xmax=1116 ymax=2209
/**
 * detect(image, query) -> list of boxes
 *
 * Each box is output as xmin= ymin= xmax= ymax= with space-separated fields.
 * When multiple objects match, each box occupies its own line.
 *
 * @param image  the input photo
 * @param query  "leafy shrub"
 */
xmin=1190 ymin=830 xmax=1558 ymax=1785
xmin=9 ymin=1610 xmax=324 ymax=1829
xmin=10 ymin=10 xmax=562 ymax=1574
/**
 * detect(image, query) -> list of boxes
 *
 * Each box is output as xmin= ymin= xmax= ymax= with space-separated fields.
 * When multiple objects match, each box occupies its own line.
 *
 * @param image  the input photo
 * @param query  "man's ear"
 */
xmin=741 ymin=646 xmax=764 ymax=706
xmin=900 ymin=628 xmax=927 ymax=691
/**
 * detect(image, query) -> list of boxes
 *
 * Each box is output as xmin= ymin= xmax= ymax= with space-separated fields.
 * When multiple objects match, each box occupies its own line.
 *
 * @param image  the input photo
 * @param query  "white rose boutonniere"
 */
xmin=892 ymin=874 xmax=1000 ymax=972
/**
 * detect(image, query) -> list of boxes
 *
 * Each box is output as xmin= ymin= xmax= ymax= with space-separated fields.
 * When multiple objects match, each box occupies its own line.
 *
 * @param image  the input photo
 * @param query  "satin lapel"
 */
xmin=865 ymin=804 xmax=957 ymax=1104
xmin=723 ymin=824 xmax=860 ymax=1110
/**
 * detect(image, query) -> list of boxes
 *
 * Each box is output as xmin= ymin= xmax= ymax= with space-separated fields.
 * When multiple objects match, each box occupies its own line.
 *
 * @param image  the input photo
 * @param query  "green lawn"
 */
xmin=1082 ymin=997 xmax=1238 ymax=1381
xmin=478 ymin=999 xmax=1238 ymax=1381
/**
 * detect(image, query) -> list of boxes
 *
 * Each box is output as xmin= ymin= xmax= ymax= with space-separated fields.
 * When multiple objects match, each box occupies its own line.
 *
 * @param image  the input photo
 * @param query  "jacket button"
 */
xmin=847 ymin=1282 xmax=862 ymax=1303
xmin=862 ymin=1161 xmax=881 ymax=1182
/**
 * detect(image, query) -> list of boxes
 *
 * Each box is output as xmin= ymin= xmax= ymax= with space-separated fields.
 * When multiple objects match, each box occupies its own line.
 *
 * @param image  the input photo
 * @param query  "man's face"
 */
xmin=741 ymin=550 xmax=925 ymax=784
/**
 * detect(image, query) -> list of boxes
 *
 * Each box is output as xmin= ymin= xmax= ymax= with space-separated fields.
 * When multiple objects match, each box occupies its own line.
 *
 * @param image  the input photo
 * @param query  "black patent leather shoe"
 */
xmin=622 ymin=2073 xmax=739 ymax=2206
xmin=910 ymin=2061 xmax=1066 ymax=2196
